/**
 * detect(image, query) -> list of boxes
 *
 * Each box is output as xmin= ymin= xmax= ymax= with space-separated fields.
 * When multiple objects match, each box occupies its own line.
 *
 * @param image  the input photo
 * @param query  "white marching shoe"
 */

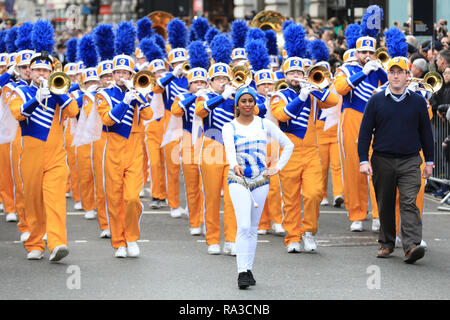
xmin=271 ymin=223 xmax=286 ymax=236
xmin=115 ymin=246 xmax=127 ymax=258
xmin=99 ymin=229 xmax=111 ymax=238
xmin=372 ymin=219 xmax=380 ymax=232
xmin=302 ymin=232 xmax=317 ymax=252
xmin=190 ymin=227 xmax=202 ymax=236
xmin=126 ymin=242 xmax=140 ymax=258
xmin=27 ymin=250 xmax=44 ymax=260
xmin=320 ymin=198 xmax=329 ymax=206
xmin=170 ymin=207 xmax=182 ymax=218
xmin=286 ymin=242 xmax=301 ymax=253
xmin=223 ymin=242 xmax=236 ymax=256
xmin=207 ymin=244 xmax=221 ymax=255
xmin=5 ymin=213 xmax=18 ymax=222
xmin=73 ymin=202 xmax=82 ymax=210
xmin=257 ymin=229 xmax=268 ymax=235
xmin=49 ymin=245 xmax=69 ymax=262
xmin=84 ymin=210 xmax=96 ymax=220
xmin=20 ymin=232 xmax=30 ymax=242
xmin=350 ymin=221 xmax=364 ymax=232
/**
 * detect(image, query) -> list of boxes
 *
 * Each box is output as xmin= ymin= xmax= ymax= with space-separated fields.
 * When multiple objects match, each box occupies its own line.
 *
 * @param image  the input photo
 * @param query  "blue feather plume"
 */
xmin=31 ymin=20 xmax=55 ymax=54
xmin=245 ymin=28 xmax=266 ymax=47
xmin=345 ymin=23 xmax=361 ymax=49
xmin=66 ymin=38 xmax=78 ymax=63
xmin=15 ymin=22 xmax=33 ymax=51
xmin=167 ymin=18 xmax=188 ymax=49
xmin=5 ymin=27 xmax=18 ymax=53
xmin=360 ymin=5 xmax=383 ymax=38
xmin=282 ymin=20 xmax=294 ymax=31
xmin=152 ymin=34 xmax=167 ymax=57
xmin=189 ymin=27 xmax=198 ymax=43
xmin=304 ymin=39 xmax=313 ymax=59
xmin=384 ymin=27 xmax=408 ymax=58
xmin=78 ymin=34 xmax=98 ymax=68
xmin=310 ymin=39 xmax=329 ymax=62
xmin=283 ymin=23 xmax=307 ymax=58
xmin=93 ymin=24 xmax=115 ymax=60
xmin=246 ymin=39 xmax=270 ymax=72
xmin=231 ymin=20 xmax=248 ymax=49
xmin=264 ymin=30 xmax=278 ymax=56
xmin=210 ymin=33 xmax=232 ymax=64
xmin=136 ymin=17 xmax=153 ymax=41
xmin=114 ymin=21 xmax=136 ymax=56
xmin=188 ymin=40 xmax=209 ymax=69
xmin=139 ymin=37 xmax=164 ymax=62
xmin=205 ymin=27 xmax=219 ymax=46
xmin=0 ymin=31 xmax=7 ymax=53
xmin=192 ymin=17 xmax=209 ymax=41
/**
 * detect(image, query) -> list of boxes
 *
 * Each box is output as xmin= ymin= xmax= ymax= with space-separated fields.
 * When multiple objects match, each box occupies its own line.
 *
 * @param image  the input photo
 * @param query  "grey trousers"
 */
xmin=371 ymin=154 xmax=423 ymax=253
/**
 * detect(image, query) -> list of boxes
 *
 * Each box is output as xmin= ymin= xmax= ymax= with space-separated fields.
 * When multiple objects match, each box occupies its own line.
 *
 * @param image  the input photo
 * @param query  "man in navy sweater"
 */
xmin=358 ymin=57 xmax=434 ymax=264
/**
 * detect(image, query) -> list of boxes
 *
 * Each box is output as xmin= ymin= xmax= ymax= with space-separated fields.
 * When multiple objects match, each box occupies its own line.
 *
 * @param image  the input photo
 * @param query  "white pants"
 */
xmin=229 ymin=183 xmax=269 ymax=273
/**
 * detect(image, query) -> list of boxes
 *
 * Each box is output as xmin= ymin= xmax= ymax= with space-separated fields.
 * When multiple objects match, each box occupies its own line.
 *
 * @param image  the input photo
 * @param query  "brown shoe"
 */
xmin=404 ymin=245 xmax=425 ymax=264
xmin=377 ymin=247 xmax=393 ymax=258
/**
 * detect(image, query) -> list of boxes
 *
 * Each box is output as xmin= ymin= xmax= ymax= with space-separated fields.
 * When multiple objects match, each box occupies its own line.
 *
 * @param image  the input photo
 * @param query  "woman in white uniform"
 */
xmin=222 ymin=87 xmax=294 ymax=289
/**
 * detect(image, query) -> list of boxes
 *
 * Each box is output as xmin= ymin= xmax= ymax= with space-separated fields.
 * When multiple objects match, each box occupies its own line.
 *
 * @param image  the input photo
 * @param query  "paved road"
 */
xmin=1 ymin=182 xmax=450 ymax=301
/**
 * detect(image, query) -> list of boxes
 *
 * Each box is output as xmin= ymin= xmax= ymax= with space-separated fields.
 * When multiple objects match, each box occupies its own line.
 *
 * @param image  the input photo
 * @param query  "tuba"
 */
xmin=148 ymin=11 xmax=174 ymax=40
xmin=410 ymin=71 xmax=443 ymax=93
xmin=250 ymin=10 xmax=287 ymax=53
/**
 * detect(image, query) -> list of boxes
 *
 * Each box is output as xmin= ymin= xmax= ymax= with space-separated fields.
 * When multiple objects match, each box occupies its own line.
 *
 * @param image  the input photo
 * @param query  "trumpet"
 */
xmin=181 ymin=61 xmax=190 ymax=74
xmin=274 ymin=79 xmax=288 ymax=91
xmin=38 ymin=72 xmax=71 ymax=110
xmin=409 ymin=71 xmax=443 ymax=93
xmin=292 ymin=64 xmax=332 ymax=92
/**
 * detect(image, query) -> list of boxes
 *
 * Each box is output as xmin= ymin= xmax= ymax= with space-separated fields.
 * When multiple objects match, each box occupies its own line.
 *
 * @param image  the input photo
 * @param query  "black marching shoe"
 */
xmin=247 ymin=270 xmax=256 ymax=286
xmin=238 ymin=272 xmax=251 ymax=289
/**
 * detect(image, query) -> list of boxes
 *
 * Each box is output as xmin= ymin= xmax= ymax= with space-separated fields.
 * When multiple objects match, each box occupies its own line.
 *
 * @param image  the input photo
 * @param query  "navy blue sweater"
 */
xmin=358 ymin=89 xmax=434 ymax=163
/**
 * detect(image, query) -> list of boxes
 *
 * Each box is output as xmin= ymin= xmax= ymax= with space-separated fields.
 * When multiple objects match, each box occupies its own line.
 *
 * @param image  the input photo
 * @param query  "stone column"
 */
xmin=234 ymin=0 xmax=258 ymax=19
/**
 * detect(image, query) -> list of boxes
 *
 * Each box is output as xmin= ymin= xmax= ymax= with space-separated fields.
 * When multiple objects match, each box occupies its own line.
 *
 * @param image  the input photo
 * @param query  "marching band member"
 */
xmin=170 ymin=40 xmax=209 ymax=236
xmin=152 ymin=18 xmax=190 ymax=218
xmin=271 ymin=22 xmax=339 ymax=253
xmin=195 ymin=33 xmax=238 ymax=255
xmin=92 ymin=23 xmax=116 ymax=238
xmin=230 ymin=20 xmax=249 ymax=68
xmin=9 ymin=20 xmax=79 ymax=262
xmin=63 ymin=37 xmax=82 ymax=210
xmin=335 ymin=13 xmax=387 ymax=232
xmin=223 ymin=86 xmax=293 ymax=289
xmin=96 ymin=21 xmax=153 ymax=258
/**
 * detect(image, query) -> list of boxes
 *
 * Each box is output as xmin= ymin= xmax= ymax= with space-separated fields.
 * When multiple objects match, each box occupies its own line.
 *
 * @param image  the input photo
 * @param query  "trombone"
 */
xmin=120 ymin=70 xmax=156 ymax=104
xmin=366 ymin=47 xmax=390 ymax=70
xmin=222 ymin=65 xmax=253 ymax=89
xmin=409 ymin=71 xmax=443 ymax=93
xmin=293 ymin=64 xmax=332 ymax=92
xmin=274 ymin=79 xmax=288 ymax=91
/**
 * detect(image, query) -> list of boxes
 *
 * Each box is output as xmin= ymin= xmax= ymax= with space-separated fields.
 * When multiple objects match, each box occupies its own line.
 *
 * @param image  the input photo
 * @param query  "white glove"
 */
xmin=407 ymin=81 xmax=419 ymax=92
xmin=299 ymin=84 xmax=314 ymax=101
xmin=36 ymin=87 xmax=51 ymax=103
xmin=7 ymin=63 xmax=16 ymax=75
xmin=137 ymin=61 xmax=149 ymax=71
xmin=222 ymin=85 xmax=236 ymax=100
xmin=195 ymin=88 xmax=208 ymax=97
xmin=87 ymin=84 xmax=98 ymax=93
xmin=362 ymin=60 xmax=379 ymax=75
xmin=124 ymin=90 xmax=136 ymax=104
xmin=172 ymin=63 xmax=185 ymax=78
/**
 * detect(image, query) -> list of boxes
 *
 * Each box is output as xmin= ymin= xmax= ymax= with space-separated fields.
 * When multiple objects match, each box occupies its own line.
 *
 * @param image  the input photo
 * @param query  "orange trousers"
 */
xmin=162 ymin=111 xmax=181 ymax=209
xmin=76 ymin=144 xmax=95 ymax=211
xmin=92 ymin=131 xmax=109 ymax=231
xmin=64 ymin=124 xmax=81 ymax=203
xmin=0 ymin=143 xmax=15 ymax=214
xmin=21 ymin=134 xmax=69 ymax=253
xmin=339 ymin=108 xmax=378 ymax=221
xmin=145 ymin=119 xmax=167 ymax=200
xmin=11 ymin=129 xmax=28 ymax=233
xmin=280 ymin=134 xmax=323 ymax=246
xmin=258 ymin=141 xmax=283 ymax=231
xmin=200 ymin=137 xmax=236 ymax=245
xmin=104 ymin=132 xmax=144 ymax=249
xmin=180 ymin=131 xmax=204 ymax=228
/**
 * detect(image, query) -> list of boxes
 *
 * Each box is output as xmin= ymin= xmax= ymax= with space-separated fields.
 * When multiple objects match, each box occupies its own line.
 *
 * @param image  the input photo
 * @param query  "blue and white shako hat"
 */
xmin=187 ymin=67 xmax=208 ymax=83
xmin=208 ymin=62 xmax=231 ymax=80
xmin=168 ymin=48 xmax=188 ymax=64
xmin=315 ymin=61 xmax=331 ymax=71
xmin=113 ymin=54 xmax=135 ymax=73
xmin=7 ymin=53 xmax=16 ymax=67
xmin=77 ymin=61 xmax=86 ymax=73
xmin=269 ymin=55 xmax=280 ymax=68
xmin=302 ymin=58 xmax=312 ymax=70
xmin=30 ymin=51 xmax=53 ymax=71
xmin=81 ymin=67 xmax=100 ymax=83
xmin=97 ymin=60 xmax=113 ymax=77
xmin=254 ymin=69 xmax=274 ymax=86
xmin=149 ymin=59 xmax=166 ymax=73
xmin=0 ymin=53 xmax=9 ymax=66
xmin=356 ymin=36 xmax=376 ymax=52
xmin=64 ymin=63 xmax=78 ymax=75
xmin=343 ymin=49 xmax=358 ymax=62
xmin=231 ymin=48 xmax=247 ymax=61
xmin=16 ymin=50 xmax=34 ymax=67
xmin=282 ymin=57 xmax=304 ymax=74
